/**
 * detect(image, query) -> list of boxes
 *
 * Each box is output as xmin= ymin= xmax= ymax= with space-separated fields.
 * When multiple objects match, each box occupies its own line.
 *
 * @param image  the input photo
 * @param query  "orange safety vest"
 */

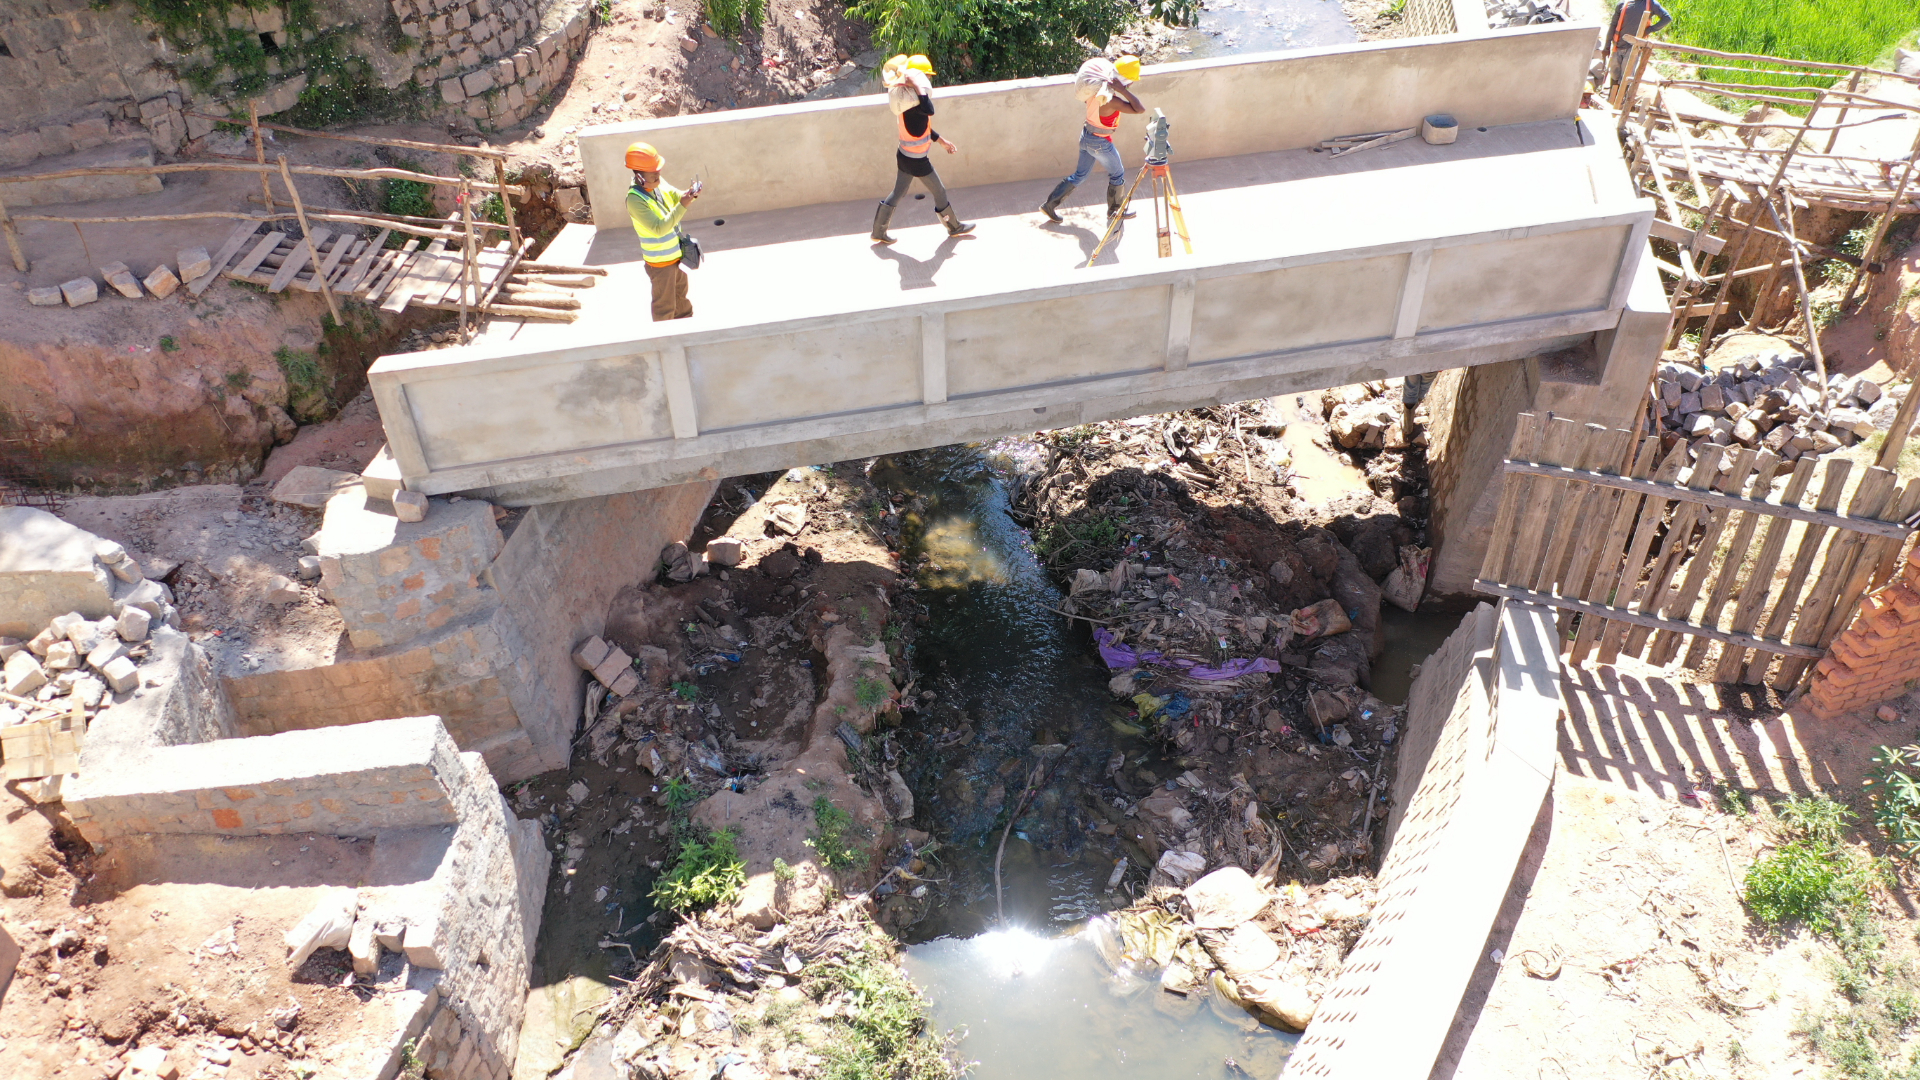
xmin=1085 ymin=96 xmax=1120 ymax=140
xmin=897 ymin=113 xmax=933 ymax=158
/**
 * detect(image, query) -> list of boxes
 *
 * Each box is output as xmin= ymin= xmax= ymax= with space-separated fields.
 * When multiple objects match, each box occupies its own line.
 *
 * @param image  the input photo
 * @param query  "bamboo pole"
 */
xmin=0 ymin=188 xmax=26 ymax=272
xmin=1841 ymin=123 xmax=1920 ymax=307
xmin=1877 ymin=354 xmax=1920 ymax=469
xmin=1655 ymin=80 xmax=1918 ymax=113
xmin=1629 ymin=36 xmax=1920 ymax=81
xmin=0 ymin=160 xmax=523 ymax=197
xmin=1759 ymin=195 xmax=1830 ymax=409
xmin=1612 ymin=8 xmax=1654 ymax=117
xmin=493 ymin=156 xmax=521 ymax=252
xmin=184 ymin=112 xmax=509 ymax=159
xmin=277 ymin=155 xmax=341 ymax=325
xmin=250 ymin=100 xmax=274 ymax=215
xmin=1824 ymin=71 xmax=1862 ymax=155
xmin=457 ymin=179 xmax=474 ymax=343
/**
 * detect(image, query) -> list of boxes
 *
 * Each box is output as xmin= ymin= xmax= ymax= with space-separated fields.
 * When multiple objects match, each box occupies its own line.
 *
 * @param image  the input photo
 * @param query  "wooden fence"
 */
xmin=1474 ymin=412 xmax=1920 ymax=689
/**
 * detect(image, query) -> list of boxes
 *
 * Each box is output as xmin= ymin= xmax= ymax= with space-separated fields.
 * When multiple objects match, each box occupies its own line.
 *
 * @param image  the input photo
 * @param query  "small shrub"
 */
xmin=663 ymin=775 xmax=699 ymax=813
xmin=224 ymin=370 xmax=250 ymax=390
xmin=1777 ymin=794 xmax=1855 ymax=845
xmin=672 ymin=680 xmax=699 ymax=701
xmin=275 ymin=346 xmax=322 ymax=393
xmin=773 ymin=857 xmax=796 ymax=882
xmin=855 ymin=676 xmax=890 ymax=710
xmin=702 ymin=0 xmax=765 ymax=34
xmin=158 ymin=335 xmax=180 ymax=353
xmin=1744 ymin=839 xmax=1868 ymax=934
xmin=650 ymin=827 xmax=746 ymax=914
xmin=1867 ymin=745 xmax=1920 ymax=860
xmin=808 ymin=797 xmax=868 ymax=872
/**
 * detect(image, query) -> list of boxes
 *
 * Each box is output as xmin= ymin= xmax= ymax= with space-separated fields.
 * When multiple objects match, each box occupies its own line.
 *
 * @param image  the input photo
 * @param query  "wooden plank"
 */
xmin=1682 ymin=452 xmax=1784 ymax=670
xmin=385 ymin=248 xmax=463 ymax=313
xmin=1623 ymin=444 xmax=1730 ymax=658
xmin=1649 ymin=217 xmax=1729 ymax=255
xmin=352 ymin=246 xmax=403 ymax=298
xmin=1473 ymin=581 xmax=1825 ymax=659
xmin=188 ymin=219 xmax=264 ymax=295
xmin=1533 ymin=424 xmax=1617 ymax=594
xmin=325 ymin=241 xmax=367 ymax=286
xmin=428 ymin=246 xmax=512 ymax=307
xmin=1647 ymin=448 xmax=1762 ymax=664
xmin=1506 ymin=417 xmax=1585 ymax=587
xmin=1558 ymin=428 xmax=1639 ymax=603
xmin=1476 ymin=413 xmax=1546 ymax=584
xmin=1570 ymin=436 xmax=1666 ymax=663
xmin=228 ymin=231 xmax=286 ymax=280
xmin=1775 ymin=467 xmax=1900 ymax=688
xmin=1715 ymin=457 xmax=1819 ymax=682
xmin=297 ymin=231 xmax=355 ymax=292
xmin=1598 ymin=442 xmax=1694 ymax=665
xmin=1869 ymin=478 xmax=1920 ymax=587
xmin=1500 ymin=461 xmax=1915 ymax=541
xmin=1744 ymin=457 xmax=1854 ymax=684
xmin=336 ymin=229 xmax=392 ymax=294
xmin=363 ymin=240 xmax=422 ymax=302
xmin=1821 ymin=478 xmax=1920 ymax=650
xmin=269 ymin=227 xmax=329 ymax=293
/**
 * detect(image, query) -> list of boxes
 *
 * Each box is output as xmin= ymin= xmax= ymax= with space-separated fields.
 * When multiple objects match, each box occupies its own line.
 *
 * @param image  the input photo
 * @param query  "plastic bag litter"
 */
xmin=284 ymin=887 xmax=358 ymax=969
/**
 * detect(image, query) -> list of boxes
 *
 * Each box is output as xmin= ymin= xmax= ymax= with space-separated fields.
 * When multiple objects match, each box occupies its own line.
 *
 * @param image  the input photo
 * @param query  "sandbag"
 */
xmin=284 ymin=888 xmax=358 ymax=969
xmin=1076 ymin=57 xmax=1119 ymax=102
xmin=1381 ymin=546 xmax=1431 ymax=613
xmin=888 ymin=83 xmax=920 ymax=115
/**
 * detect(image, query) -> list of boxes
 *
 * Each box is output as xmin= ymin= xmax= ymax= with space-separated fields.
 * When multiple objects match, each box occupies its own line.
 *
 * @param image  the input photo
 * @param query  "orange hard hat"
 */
xmin=625 ymin=142 xmax=663 ymax=171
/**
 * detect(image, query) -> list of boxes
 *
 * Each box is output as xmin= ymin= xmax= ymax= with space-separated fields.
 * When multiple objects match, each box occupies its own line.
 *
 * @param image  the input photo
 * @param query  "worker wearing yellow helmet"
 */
xmin=871 ymin=53 xmax=974 ymax=244
xmin=624 ymin=141 xmax=702 ymax=321
xmin=1040 ymin=55 xmax=1145 ymax=224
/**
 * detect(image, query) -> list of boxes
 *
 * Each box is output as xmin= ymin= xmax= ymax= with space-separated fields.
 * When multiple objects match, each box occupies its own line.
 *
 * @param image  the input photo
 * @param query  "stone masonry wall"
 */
xmin=1424 ymin=357 xmax=1541 ymax=597
xmin=65 ymin=714 xmax=466 ymax=842
xmin=1807 ymin=541 xmax=1920 ymax=719
xmin=0 ymin=0 xmax=588 ymax=171
xmin=317 ymin=491 xmax=505 ymax=652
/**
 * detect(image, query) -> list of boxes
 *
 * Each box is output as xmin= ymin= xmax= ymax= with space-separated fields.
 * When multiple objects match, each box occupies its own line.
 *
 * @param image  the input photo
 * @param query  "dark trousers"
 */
xmin=883 ymin=166 xmax=952 ymax=212
xmin=646 ymin=260 xmax=692 ymax=321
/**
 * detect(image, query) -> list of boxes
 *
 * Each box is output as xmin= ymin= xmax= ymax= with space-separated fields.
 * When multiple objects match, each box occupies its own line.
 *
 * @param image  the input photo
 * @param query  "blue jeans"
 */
xmin=1064 ymin=130 xmax=1124 ymax=188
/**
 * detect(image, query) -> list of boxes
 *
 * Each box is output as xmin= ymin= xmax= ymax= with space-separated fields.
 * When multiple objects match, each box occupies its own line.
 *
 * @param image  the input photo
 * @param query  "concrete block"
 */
xmin=175 ymin=244 xmax=214 ymax=281
xmin=0 ymin=638 xmax=20 ymax=662
xmin=373 ymin=918 xmax=407 ymax=953
xmin=27 ymin=286 xmax=62 ymax=306
xmin=86 ymin=637 xmax=128 ymax=672
xmin=608 ymin=668 xmax=640 ymax=697
xmin=272 ymin=466 xmax=360 ymax=509
xmin=403 ymin=916 xmax=446 ymax=969
xmin=705 ymin=536 xmax=743 ymax=567
xmin=461 ymin=68 xmax=492 ymax=96
xmin=60 ymin=277 xmax=98 ymax=306
xmin=99 ymin=261 xmax=143 ymax=299
xmin=44 ymin=640 xmax=80 ymax=671
xmin=590 ymin=646 xmax=632 ymax=688
xmin=117 ymin=605 xmax=151 ymax=642
xmin=571 ymin=636 xmax=610 ymax=672
xmin=349 ymin=915 xmax=380 ymax=975
xmin=114 ymin=579 xmax=170 ymax=620
xmin=393 ymin=490 xmax=429 ymax=523
xmin=297 ymin=555 xmax=323 ymax=580
xmin=362 ymin=445 xmax=403 ymax=504
xmin=142 ymin=259 xmax=180 ymax=294
xmin=100 ymin=655 xmax=137 ymax=694
xmin=3 ymin=651 xmax=48 ymax=696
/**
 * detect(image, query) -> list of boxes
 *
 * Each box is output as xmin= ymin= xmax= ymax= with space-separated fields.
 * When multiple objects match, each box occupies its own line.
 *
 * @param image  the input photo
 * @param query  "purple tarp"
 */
xmin=1094 ymin=628 xmax=1282 ymax=681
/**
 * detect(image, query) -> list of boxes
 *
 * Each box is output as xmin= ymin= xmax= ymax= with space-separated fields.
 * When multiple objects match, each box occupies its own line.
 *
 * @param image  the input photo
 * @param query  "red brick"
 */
xmin=1868 ymin=608 xmax=1907 ymax=636
xmin=1887 ymin=582 xmax=1920 ymax=617
xmin=221 ymin=786 xmax=258 ymax=803
xmin=210 ymin=808 xmax=242 ymax=829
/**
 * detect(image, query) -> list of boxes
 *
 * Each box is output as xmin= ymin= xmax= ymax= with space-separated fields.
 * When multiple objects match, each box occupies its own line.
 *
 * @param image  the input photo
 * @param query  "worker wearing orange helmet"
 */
xmin=871 ymin=53 xmax=973 ymax=245
xmin=1040 ymin=55 xmax=1145 ymax=224
xmin=624 ymin=141 xmax=701 ymax=321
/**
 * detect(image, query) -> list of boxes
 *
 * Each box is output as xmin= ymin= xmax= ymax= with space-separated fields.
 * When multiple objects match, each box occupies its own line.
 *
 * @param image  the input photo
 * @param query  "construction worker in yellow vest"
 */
xmin=871 ymin=54 xmax=974 ymax=244
xmin=1040 ymin=55 xmax=1144 ymax=224
xmin=624 ymin=141 xmax=701 ymax=321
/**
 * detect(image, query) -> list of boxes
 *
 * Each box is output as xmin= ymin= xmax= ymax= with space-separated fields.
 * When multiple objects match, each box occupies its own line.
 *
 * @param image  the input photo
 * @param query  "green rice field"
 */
xmin=1658 ymin=0 xmax=1920 ymax=94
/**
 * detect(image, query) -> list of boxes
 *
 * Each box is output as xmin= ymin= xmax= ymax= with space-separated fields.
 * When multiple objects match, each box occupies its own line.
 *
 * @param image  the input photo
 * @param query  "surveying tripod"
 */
xmin=1088 ymin=109 xmax=1192 ymax=263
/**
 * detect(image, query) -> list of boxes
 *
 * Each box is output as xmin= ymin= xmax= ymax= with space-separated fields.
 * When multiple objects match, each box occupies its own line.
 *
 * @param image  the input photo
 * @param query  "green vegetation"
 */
xmin=1032 ymin=514 xmax=1125 ymax=568
xmin=847 ymin=0 xmax=1137 ymax=83
xmin=807 ymin=797 xmax=869 ymax=872
xmin=225 ymin=370 xmax=251 ymax=390
xmin=773 ymin=856 xmax=797 ymax=882
xmin=158 ymin=335 xmax=180 ymax=353
xmin=672 ymin=680 xmax=700 ymax=701
xmin=855 ymin=675 xmax=891 ymax=710
xmin=274 ymin=346 xmax=321 ymax=393
xmin=809 ymin=941 xmax=963 ymax=1080
xmin=1660 ymin=0 xmax=1920 ymax=100
xmin=649 ymin=826 xmax=746 ymax=915
xmin=380 ymin=160 xmax=438 ymax=243
xmin=1745 ymin=797 xmax=1871 ymax=934
xmin=703 ymin=0 xmax=766 ymax=35
xmin=1867 ymin=745 xmax=1920 ymax=860
xmin=663 ymin=775 xmax=700 ymax=813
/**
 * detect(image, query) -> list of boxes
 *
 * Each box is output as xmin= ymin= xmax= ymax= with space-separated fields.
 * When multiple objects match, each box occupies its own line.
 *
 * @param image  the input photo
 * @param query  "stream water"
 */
xmin=1172 ymin=0 xmax=1357 ymax=58
xmin=874 ymin=445 xmax=1302 ymax=1078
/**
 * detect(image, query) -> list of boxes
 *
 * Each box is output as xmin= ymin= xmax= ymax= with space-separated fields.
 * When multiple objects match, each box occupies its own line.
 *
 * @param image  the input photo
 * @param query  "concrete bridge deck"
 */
xmin=369 ymin=25 xmax=1663 ymax=506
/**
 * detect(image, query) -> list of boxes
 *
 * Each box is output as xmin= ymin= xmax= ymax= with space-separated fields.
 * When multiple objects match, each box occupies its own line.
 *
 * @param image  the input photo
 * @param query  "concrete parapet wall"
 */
xmin=581 ymin=23 xmax=1598 ymax=222
xmin=1289 ymin=599 xmax=1561 ymax=1077
xmin=67 ymin=715 xmax=466 ymax=842
xmin=1807 ymin=543 xmax=1920 ymax=719
xmin=318 ymin=488 xmax=505 ymax=652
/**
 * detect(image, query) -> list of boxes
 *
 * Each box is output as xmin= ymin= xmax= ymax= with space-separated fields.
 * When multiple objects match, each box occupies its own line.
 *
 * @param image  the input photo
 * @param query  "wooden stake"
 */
xmin=493 ymin=155 xmax=521 ymax=253
xmin=72 ymin=221 xmax=90 ymax=263
xmin=251 ymin=100 xmax=274 ymax=215
xmin=458 ymin=179 xmax=474 ymax=343
xmin=1760 ymin=195 xmax=1829 ymax=409
xmin=1877 ymin=353 xmax=1920 ymax=469
xmin=1841 ymin=123 xmax=1920 ymax=307
xmin=278 ymin=155 xmax=341 ymax=325
xmin=0 ymin=188 xmax=26 ymax=272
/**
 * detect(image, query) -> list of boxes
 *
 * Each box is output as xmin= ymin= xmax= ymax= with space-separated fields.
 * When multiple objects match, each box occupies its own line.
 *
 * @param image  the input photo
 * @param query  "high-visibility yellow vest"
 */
xmin=626 ymin=184 xmax=684 ymax=266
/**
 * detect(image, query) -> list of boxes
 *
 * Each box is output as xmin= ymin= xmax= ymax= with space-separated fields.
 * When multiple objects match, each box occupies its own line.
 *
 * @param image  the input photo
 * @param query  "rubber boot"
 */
xmin=870 ymin=201 xmax=897 ymax=245
xmin=1107 ymin=182 xmax=1134 ymax=220
xmin=936 ymin=205 xmax=975 ymax=236
xmin=1039 ymin=179 xmax=1075 ymax=223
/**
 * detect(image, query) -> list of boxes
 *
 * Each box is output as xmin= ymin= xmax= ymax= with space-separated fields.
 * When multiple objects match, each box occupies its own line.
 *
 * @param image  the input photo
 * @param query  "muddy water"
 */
xmin=874 ymin=445 xmax=1298 ymax=1078
xmin=1175 ymin=0 xmax=1356 ymax=58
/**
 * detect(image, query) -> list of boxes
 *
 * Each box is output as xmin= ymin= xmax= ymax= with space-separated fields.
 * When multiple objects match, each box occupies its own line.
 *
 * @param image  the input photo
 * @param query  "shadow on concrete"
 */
xmin=80 ymin=829 xmax=449 ymax=896
xmin=871 ymin=233 xmax=972 ymax=290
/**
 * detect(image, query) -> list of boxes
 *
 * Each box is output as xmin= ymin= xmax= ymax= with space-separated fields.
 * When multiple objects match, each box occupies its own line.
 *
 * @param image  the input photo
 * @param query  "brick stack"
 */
xmin=1807 ymin=542 xmax=1920 ymax=719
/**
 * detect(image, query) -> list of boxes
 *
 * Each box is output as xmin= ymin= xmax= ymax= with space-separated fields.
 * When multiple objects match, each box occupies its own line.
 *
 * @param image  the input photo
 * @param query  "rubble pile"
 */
xmin=1 ymin=544 xmax=180 ymax=734
xmin=1651 ymin=346 xmax=1903 ymax=462
xmin=1483 ymin=0 xmax=1569 ymax=28
xmin=1088 ymin=867 xmax=1380 ymax=1033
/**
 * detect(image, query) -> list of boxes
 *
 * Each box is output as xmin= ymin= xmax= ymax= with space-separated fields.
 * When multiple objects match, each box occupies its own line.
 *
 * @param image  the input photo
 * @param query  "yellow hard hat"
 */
xmin=625 ymin=142 xmax=663 ymax=171
xmin=908 ymin=54 xmax=934 ymax=75
xmin=1115 ymin=55 xmax=1141 ymax=82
